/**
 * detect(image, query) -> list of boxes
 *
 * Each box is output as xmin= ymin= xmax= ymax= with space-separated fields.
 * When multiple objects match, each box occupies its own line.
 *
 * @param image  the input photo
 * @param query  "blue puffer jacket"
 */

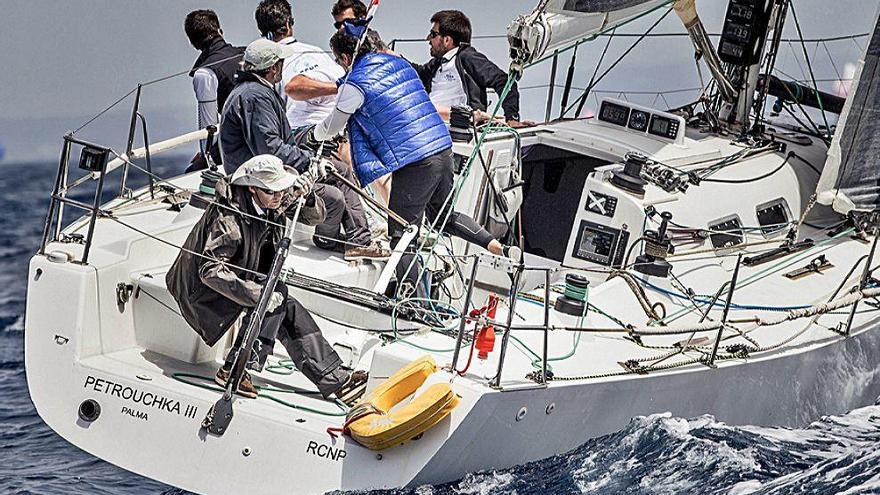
xmin=342 ymin=52 xmax=452 ymax=186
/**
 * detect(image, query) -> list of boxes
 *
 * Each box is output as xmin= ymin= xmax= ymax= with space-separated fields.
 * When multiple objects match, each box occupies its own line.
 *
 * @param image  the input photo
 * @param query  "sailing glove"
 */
xmin=303 ymin=126 xmax=339 ymax=158
xmin=267 ymin=291 xmax=285 ymax=313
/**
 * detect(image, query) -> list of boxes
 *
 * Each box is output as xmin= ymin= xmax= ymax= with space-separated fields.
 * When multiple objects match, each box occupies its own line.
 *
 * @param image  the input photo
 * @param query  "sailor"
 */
xmin=165 ymin=154 xmax=367 ymax=404
xmin=412 ymin=10 xmax=534 ymax=127
xmin=221 ymin=37 xmax=389 ymax=260
xmin=331 ymin=0 xmax=367 ymax=31
xmin=315 ymin=29 xmax=521 ymax=296
xmin=255 ymin=0 xmax=345 ymax=128
xmin=183 ymin=10 xmax=244 ymax=171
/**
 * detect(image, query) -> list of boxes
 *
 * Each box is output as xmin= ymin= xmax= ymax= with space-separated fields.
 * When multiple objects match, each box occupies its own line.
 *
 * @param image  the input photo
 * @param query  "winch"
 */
xmin=610 ymin=153 xmax=648 ymax=196
xmin=634 ymin=211 xmax=675 ymax=278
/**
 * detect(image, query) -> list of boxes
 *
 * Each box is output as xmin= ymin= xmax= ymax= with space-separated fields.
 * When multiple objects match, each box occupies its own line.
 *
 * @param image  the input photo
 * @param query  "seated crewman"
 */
xmin=165 ymin=154 xmax=367 ymax=405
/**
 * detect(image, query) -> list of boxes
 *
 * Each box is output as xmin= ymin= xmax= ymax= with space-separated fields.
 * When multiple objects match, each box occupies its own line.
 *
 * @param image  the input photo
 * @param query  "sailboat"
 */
xmin=25 ymin=0 xmax=880 ymax=493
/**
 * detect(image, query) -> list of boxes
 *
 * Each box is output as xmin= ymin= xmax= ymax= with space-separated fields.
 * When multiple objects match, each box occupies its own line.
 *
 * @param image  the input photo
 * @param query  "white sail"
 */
xmin=816 ymin=8 xmax=880 ymax=215
xmin=508 ymin=0 xmax=671 ymax=65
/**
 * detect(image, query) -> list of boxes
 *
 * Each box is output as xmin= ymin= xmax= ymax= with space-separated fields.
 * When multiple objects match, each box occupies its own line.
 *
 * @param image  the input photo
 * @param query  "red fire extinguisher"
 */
xmin=476 ymin=293 xmax=499 ymax=360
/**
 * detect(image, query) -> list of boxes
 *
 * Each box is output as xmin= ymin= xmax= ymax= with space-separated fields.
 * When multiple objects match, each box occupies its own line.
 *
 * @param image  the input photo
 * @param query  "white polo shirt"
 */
xmin=278 ymin=37 xmax=346 ymax=127
xmin=428 ymin=46 xmax=467 ymax=109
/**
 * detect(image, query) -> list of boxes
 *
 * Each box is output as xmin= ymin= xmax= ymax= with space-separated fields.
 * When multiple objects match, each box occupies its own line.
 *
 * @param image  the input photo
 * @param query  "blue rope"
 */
xmin=640 ymin=279 xmax=811 ymax=311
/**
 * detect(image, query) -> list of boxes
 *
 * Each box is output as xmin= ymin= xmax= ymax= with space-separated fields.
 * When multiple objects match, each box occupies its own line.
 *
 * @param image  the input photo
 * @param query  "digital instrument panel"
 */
xmin=719 ymin=0 xmax=773 ymax=65
xmin=598 ymin=100 xmax=629 ymax=127
xmin=597 ymin=99 xmax=685 ymax=144
xmin=572 ymin=220 xmax=629 ymax=267
xmin=585 ymin=190 xmax=618 ymax=218
xmin=649 ymin=114 xmax=680 ymax=140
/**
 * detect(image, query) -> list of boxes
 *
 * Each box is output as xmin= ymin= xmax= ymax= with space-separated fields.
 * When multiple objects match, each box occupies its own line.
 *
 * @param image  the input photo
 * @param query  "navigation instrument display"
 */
xmin=628 ymin=110 xmax=649 ymax=131
xmin=572 ymin=220 xmax=629 ymax=266
xmin=649 ymin=114 xmax=680 ymax=140
xmin=598 ymin=101 xmax=630 ymax=127
xmin=598 ymin=99 xmax=683 ymax=142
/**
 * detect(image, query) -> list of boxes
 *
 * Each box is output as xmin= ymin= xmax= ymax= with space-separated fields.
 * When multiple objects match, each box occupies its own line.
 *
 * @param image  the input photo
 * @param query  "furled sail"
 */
xmin=508 ymin=0 xmax=670 ymax=65
xmin=816 ymin=10 xmax=880 ymax=215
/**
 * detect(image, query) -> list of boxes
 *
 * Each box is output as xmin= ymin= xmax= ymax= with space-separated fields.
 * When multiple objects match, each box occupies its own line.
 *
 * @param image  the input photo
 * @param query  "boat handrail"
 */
xmin=96 ymin=127 xmax=212 ymax=180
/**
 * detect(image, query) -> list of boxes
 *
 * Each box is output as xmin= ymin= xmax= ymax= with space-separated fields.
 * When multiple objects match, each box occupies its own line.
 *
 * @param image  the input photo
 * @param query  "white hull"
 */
xmin=26 ymin=111 xmax=880 ymax=493
xmin=26 ymin=270 xmax=880 ymax=493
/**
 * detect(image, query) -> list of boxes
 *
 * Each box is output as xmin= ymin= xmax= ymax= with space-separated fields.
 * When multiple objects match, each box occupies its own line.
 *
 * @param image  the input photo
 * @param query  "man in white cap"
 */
xmin=221 ymin=37 xmax=389 ymax=261
xmin=166 ymin=155 xmax=367 ymax=404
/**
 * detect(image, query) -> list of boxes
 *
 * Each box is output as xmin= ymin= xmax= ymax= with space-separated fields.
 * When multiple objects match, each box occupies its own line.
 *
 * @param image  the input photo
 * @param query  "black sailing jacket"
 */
xmin=412 ymin=44 xmax=521 ymax=121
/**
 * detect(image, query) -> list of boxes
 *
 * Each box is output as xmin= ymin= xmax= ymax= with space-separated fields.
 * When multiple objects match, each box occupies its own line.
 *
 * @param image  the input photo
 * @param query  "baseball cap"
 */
xmin=242 ymin=38 xmax=297 ymax=71
xmin=231 ymin=155 xmax=296 ymax=192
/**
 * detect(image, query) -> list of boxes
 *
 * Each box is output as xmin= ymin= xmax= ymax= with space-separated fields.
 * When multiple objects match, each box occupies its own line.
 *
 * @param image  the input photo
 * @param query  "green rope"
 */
xmin=171 ymin=372 xmax=348 ymax=417
xmin=400 ymin=75 xmax=519 ymax=298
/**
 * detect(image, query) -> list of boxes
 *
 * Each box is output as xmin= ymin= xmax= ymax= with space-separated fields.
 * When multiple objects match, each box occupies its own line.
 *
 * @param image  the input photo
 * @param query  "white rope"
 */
xmin=755 ymin=287 xmax=880 ymax=326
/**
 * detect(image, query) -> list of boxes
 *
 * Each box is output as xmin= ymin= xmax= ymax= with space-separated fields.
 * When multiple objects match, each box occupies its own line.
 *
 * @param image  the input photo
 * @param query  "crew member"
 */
xmin=255 ymin=0 xmax=345 ymax=127
xmin=315 ymin=29 xmax=521 ymax=296
xmin=183 ymin=9 xmax=244 ymax=170
xmin=165 ymin=154 xmax=367 ymax=404
xmin=331 ymin=0 xmax=367 ymax=31
xmin=413 ymin=10 xmax=534 ymax=127
xmin=221 ymin=37 xmax=388 ymax=260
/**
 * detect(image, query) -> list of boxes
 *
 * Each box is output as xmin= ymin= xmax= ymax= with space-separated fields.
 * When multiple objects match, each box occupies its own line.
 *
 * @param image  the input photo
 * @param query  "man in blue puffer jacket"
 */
xmin=313 ymin=29 xmax=519 ymax=296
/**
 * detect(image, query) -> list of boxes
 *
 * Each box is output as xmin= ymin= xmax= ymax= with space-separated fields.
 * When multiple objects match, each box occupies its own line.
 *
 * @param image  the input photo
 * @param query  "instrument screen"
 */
xmin=648 ymin=115 xmax=680 ymax=140
xmin=572 ymin=220 xmax=629 ymax=266
xmin=598 ymin=101 xmax=630 ymax=127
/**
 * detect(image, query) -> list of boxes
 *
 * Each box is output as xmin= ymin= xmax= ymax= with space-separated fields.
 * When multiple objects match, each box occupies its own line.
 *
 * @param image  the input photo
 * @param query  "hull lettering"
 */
xmin=84 ymin=375 xmax=197 ymax=420
xmin=306 ymin=440 xmax=347 ymax=461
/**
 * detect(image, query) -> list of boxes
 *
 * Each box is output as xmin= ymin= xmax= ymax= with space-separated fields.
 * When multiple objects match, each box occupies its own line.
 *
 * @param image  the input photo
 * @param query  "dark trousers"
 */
xmin=313 ymin=159 xmax=371 ymax=249
xmin=223 ymin=283 xmax=348 ymax=398
xmin=388 ymin=148 xmax=495 ymax=293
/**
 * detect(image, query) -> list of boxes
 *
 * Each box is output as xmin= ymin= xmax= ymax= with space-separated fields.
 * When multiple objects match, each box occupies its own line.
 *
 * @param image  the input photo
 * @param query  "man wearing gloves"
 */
xmin=221 ymin=37 xmax=388 ymax=260
xmin=166 ymin=155 xmax=367 ymax=405
xmin=315 ymin=29 xmax=521 ymax=296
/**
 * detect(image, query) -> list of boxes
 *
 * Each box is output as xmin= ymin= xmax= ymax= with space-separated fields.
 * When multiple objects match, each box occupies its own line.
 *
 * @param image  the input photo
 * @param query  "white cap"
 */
xmin=242 ymin=38 xmax=297 ymax=71
xmin=231 ymin=155 xmax=296 ymax=191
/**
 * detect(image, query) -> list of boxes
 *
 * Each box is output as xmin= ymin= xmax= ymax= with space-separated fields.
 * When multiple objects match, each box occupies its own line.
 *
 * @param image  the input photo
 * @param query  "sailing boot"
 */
xmin=334 ymin=370 xmax=369 ymax=407
xmin=214 ymin=367 xmax=259 ymax=399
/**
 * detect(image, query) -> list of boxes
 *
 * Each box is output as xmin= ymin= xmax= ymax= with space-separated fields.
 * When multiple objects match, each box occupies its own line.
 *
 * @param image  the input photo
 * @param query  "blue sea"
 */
xmin=2 ymin=157 xmax=880 ymax=494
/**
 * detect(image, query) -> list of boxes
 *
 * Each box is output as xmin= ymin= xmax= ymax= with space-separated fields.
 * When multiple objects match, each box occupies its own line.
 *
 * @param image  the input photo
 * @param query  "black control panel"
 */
xmin=572 ymin=220 xmax=629 ymax=267
xmin=719 ymin=0 xmax=773 ymax=66
xmin=598 ymin=99 xmax=683 ymax=142
xmin=585 ymin=190 xmax=618 ymax=218
xmin=598 ymin=100 xmax=630 ymax=127
xmin=648 ymin=114 xmax=680 ymax=140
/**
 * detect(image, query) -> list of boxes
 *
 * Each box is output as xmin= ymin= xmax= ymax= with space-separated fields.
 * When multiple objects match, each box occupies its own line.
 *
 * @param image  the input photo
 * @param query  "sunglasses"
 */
xmin=257 ymin=187 xmax=284 ymax=196
xmin=428 ymin=29 xmax=442 ymax=39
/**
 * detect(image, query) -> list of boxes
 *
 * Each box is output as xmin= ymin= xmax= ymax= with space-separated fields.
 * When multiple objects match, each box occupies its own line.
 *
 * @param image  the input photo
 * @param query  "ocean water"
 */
xmin=2 ymin=157 xmax=880 ymax=495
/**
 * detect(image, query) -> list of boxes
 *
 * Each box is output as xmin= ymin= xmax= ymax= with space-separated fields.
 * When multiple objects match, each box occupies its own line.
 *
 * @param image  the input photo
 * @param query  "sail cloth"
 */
xmin=508 ymin=0 xmax=670 ymax=65
xmin=816 ymin=9 xmax=880 ymax=214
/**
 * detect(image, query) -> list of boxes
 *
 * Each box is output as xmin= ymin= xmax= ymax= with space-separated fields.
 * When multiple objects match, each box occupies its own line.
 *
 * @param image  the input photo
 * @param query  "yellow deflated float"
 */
xmin=345 ymin=355 xmax=459 ymax=451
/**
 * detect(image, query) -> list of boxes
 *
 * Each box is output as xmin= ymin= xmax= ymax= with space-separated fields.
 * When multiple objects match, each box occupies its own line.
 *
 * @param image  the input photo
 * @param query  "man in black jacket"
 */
xmin=184 ymin=10 xmax=244 ymax=170
xmin=412 ymin=10 xmax=533 ymax=128
xmin=165 ymin=154 xmax=367 ymax=404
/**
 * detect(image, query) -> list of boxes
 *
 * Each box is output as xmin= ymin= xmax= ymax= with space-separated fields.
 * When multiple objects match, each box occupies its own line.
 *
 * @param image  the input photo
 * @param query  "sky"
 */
xmin=0 ymin=0 xmax=877 ymax=163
